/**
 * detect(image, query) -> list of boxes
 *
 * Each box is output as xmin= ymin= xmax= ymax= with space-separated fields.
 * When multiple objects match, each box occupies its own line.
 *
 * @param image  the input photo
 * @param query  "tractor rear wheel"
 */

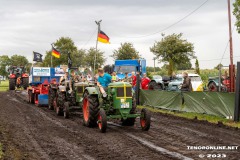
xmin=48 ymin=88 xmax=56 ymax=110
xmin=208 ymin=82 xmax=218 ymax=92
xmin=82 ymin=92 xmax=99 ymax=127
xmin=9 ymin=78 xmax=15 ymax=90
xmin=63 ymin=102 xmax=70 ymax=119
xmin=22 ymin=77 xmax=29 ymax=90
xmin=98 ymin=108 xmax=107 ymax=133
xmin=122 ymin=96 xmax=136 ymax=126
xmin=56 ymin=91 xmax=65 ymax=116
xmin=28 ymin=91 xmax=35 ymax=104
xmin=140 ymin=108 xmax=151 ymax=131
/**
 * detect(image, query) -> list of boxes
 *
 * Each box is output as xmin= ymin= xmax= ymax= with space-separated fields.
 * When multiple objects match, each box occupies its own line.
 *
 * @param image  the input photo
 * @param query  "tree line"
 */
xmin=0 ymin=33 xmax=202 ymax=77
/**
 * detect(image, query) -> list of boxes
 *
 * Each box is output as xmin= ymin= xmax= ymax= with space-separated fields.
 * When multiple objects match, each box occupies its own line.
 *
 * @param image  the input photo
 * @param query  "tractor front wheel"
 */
xmin=9 ymin=79 xmax=15 ymax=90
xmin=63 ymin=102 xmax=70 ymax=119
xmin=82 ymin=92 xmax=99 ymax=127
xmin=22 ymin=77 xmax=29 ymax=90
xmin=98 ymin=108 xmax=107 ymax=133
xmin=140 ymin=108 xmax=151 ymax=131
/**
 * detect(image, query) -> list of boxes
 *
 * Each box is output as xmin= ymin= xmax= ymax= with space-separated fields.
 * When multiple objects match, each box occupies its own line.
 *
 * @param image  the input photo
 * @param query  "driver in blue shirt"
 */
xmin=97 ymin=68 xmax=112 ymax=90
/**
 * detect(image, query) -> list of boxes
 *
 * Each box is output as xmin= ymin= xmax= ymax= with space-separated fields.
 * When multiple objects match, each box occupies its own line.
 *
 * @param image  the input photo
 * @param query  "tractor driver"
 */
xmin=59 ymin=69 xmax=69 ymax=85
xmin=69 ymin=69 xmax=81 ymax=94
xmin=97 ymin=68 xmax=112 ymax=97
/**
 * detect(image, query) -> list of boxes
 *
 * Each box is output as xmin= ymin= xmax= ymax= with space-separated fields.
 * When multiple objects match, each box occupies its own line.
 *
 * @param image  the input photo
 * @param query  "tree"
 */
xmin=195 ymin=59 xmax=200 ymax=74
xmin=112 ymin=42 xmax=141 ymax=60
xmin=150 ymin=33 xmax=195 ymax=76
xmin=214 ymin=63 xmax=223 ymax=70
xmin=10 ymin=54 xmax=29 ymax=66
xmin=176 ymin=59 xmax=192 ymax=70
xmin=42 ymin=37 xmax=82 ymax=67
xmin=0 ymin=55 xmax=11 ymax=77
xmin=85 ymin=48 xmax=105 ymax=72
xmin=233 ymin=0 xmax=240 ymax=33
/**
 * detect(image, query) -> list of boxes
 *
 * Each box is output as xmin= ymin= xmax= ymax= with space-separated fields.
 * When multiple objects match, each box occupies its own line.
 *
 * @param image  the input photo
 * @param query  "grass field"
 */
xmin=138 ymin=105 xmax=240 ymax=128
xmin=0 ymin=80 xmax=9 ymax=92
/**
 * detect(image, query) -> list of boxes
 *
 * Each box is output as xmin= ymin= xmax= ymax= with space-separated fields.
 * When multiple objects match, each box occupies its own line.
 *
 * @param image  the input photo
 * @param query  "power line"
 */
xmin=112 ymin=0 xmax=210 ymax=39
xmin=80 ymin=28 xmax=97 ymax=48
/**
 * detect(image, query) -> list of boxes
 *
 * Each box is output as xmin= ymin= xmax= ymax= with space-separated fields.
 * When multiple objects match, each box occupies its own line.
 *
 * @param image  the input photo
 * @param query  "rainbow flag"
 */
xmin=98 ymin=30 xmax=110 ymax=44
xmin=52 ymin=47 xmax=60 ymax=58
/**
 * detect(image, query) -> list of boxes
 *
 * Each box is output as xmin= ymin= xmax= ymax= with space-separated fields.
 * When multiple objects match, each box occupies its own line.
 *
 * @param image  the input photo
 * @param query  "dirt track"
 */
xmin=0 ymin=91 xmax=240 ymax=160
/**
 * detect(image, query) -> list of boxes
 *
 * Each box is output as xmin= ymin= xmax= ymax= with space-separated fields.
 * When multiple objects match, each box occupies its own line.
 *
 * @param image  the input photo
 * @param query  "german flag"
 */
xmin=98 ymin=30 xmax=110 ymax=44
xmin=52 ymin=46 xmax=60 ymax=58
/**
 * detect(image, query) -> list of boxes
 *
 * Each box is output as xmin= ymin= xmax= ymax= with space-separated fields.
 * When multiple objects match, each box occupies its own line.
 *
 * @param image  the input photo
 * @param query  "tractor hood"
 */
xmin=108 ymin=82 xmax=132 ymax=87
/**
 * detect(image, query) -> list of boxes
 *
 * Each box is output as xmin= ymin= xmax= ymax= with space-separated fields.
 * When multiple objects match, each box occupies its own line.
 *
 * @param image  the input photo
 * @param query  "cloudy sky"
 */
xmin=0 ymin=0 xmax=239 ymax=69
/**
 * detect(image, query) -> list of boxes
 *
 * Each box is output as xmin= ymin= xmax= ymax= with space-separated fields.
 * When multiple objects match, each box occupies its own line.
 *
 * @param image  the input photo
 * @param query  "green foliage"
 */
xmin=0 ymin=55 xmax=29 ymax=77
xmin=176 ymin=60 xmax=192 ymax=70
xmin=233 ymin=0 xmax=240 ymax=33
xmin=0 ymin=55 xmax=11 ymax=77
xmin=214 ymin=63 xmax=223 ymax=70
xmin=112 ymin=42 xmax=141 ymax=60
xmin=195 ymin=59 xmax=200 ymax=74
xmin=10 ymin=55 xmax=29 ymax=66
xmin=146 ymin=66 xmax=161 ymax=72
xmin=85 ymin=48 xmax=105 ymax=71
xmin=150 ymin=33 xmax=195 ymax=76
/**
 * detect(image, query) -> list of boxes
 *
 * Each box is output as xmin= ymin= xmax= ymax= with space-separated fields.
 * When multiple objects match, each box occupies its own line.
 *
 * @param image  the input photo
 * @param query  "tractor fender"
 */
xmin=84 ymin=87 xmax=99 ymax=95
xmin=58 ymin=85 xmax=66 ymax=92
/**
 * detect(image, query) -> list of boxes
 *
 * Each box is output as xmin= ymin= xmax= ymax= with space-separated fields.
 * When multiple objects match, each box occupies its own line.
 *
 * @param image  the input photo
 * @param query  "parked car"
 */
xmin=148 ymin=75 xmax=163 ymax=90
xmin=168 ymin=74 xmax=203 ymax=91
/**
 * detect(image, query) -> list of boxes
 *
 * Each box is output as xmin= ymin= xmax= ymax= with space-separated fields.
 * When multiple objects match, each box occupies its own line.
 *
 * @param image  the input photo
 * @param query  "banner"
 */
xmin=32 ymin=67 xmax=50 ymax=76
xmin=140 ymin=90 xmax=235 ymax=118
xmin=55 ymin=68 xmax=68 ymax=76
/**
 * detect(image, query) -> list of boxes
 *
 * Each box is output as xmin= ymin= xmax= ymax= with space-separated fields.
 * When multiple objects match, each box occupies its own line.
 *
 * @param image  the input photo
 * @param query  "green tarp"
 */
xmin=140 ymin=90 xmax=235 ymax=118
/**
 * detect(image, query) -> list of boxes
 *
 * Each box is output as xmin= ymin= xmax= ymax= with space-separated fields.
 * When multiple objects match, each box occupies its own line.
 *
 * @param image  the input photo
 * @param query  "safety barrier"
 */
xmin=139 ymin=90 xmax=235 ymax=118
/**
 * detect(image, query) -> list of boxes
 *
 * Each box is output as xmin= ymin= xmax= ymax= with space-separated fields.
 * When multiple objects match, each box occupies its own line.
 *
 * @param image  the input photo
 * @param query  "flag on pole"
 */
xmin=52 ymin=46 xmax=60 ymax=58
xmin=33 ymin=51 xmax=43 ymax=62
xmin=98 ymin=30 xmax=110 ymax=43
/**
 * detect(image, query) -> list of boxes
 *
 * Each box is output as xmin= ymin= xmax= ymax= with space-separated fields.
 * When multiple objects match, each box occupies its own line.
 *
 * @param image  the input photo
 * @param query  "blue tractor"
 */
xmin=114 ymin=59 xmax=146 ymax=80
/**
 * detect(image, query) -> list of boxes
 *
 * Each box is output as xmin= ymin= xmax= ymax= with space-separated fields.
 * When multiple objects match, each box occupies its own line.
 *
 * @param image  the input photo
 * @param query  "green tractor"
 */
xmin=53 ymin=80 xmax=91 ymax=118
xmin=82 ymin=82 xmax=151 ymax=133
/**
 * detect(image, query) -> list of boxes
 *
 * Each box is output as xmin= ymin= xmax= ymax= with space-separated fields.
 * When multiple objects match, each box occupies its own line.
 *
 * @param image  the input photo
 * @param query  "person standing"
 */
xmin=131 ymin=71 xmax=137 ymax=90
xmin=141 ymin=73 xmax=150 ymax=90
xmin=181 ymin=72 xmax=192 ymax=91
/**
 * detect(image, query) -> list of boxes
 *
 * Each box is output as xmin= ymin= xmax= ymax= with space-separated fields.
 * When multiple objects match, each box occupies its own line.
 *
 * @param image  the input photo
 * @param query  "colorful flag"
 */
xmin=98 ymin=30 xmax=110 ymax=44
xmin=52 ymin=47 xmax=60 ymax=58
xmin=33 ymin=51 xmax=43 ymax=62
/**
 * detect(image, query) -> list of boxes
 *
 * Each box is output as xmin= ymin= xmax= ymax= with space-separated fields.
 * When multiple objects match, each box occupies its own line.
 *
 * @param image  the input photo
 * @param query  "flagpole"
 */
xmin=51 ymin=43 xmax=53 ymax=67
xmin=93 ymin=20 xmax=102 ymax=78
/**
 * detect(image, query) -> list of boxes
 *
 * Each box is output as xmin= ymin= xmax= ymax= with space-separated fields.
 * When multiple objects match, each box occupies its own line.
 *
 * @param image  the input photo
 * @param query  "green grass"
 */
xmin=0 ymin=80 xmax=9 ymax=92
xmin=0 ymin=143 xmax=3 ymax=159
xmin=138 ymin=105 xmax=240 ymax=128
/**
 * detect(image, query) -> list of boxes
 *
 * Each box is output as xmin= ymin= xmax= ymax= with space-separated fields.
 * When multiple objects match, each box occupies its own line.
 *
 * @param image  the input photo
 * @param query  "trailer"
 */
xmin=27 ymin=67 xmax=62 ymax=106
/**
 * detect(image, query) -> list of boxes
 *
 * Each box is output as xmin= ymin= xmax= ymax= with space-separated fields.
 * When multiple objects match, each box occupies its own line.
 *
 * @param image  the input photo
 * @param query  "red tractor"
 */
xmin=8 ymin=66 xmax=29 ymax=90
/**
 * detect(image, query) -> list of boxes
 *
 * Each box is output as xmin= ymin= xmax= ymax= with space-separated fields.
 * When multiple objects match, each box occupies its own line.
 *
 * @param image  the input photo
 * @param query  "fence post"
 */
xmin=136 ymin=74 xmax=140 ymax=105
xmin=234 ymin=62 xmax=240 ymax=121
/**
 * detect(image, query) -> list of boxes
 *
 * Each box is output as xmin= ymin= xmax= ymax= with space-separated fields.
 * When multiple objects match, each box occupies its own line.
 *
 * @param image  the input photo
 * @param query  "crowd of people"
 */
xmin=59 ymin=68 xmax=193 ymax=92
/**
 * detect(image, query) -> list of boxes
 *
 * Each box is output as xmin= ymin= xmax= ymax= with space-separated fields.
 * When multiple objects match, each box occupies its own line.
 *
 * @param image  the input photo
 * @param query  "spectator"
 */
xmin=123 ymin=72 xmax=132 ymax=83
xmin=111 ymin=71 xmax=118 ymax=82
xmin=97 ymin=68 xmax=112 ymax=89
xmin=131 ymin=71 xmax=137 ymax=89
xmin=181 ymin=71 xmax=192 ymax=91
xmin=141 ymin=73 xmax=150 ymax=90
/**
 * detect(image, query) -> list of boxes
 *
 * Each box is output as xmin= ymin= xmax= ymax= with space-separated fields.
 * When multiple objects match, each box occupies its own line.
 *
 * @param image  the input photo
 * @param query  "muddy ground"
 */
xmin=0 ymin=91 xmax=240 ymax=160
